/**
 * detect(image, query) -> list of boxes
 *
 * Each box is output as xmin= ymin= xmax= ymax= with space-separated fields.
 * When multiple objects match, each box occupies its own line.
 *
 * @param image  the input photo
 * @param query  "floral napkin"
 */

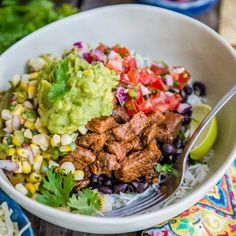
xmin=142 ymin=159 xmax=236 ymax=236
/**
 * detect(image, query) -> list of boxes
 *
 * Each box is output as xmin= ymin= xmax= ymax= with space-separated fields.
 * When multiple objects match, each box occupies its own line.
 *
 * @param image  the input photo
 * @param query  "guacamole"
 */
xmin=37 ymin=52 xmax=118 ymax=134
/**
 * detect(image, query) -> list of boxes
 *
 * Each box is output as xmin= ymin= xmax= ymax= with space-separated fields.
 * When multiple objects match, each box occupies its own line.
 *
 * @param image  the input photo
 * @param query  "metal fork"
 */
xmin=104 ymin=84 xmax=236 ymax=217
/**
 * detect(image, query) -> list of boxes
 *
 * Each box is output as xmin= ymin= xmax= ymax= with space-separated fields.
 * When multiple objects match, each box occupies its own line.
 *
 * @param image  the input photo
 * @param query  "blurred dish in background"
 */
xmin=137 ymin=0 xmax=219 ymax=16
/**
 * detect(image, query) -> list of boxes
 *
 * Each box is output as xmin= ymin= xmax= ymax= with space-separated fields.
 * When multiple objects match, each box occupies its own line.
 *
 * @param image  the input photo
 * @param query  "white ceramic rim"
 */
xmin=0 ymin=3 xmax=236 ymax=231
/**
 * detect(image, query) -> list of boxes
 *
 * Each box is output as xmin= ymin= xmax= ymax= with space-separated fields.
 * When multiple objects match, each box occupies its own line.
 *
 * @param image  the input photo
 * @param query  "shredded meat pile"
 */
xmin=59 ymin=105 xmax=183 ymax=189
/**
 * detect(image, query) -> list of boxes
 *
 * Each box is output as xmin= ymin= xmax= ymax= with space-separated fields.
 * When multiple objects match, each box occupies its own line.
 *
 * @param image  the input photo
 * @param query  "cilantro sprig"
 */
xmin=36 ymin=170 xmax=102 ymax=215
xmin=155 ymin=163 xmax=180 ymax=178
xmin=36 ymin=169 xmax=74 ymax=207
xmin=48 ymin=60 xmax=70 ymax=102
xmin=68 ymin=190 xmax=101 ymax=215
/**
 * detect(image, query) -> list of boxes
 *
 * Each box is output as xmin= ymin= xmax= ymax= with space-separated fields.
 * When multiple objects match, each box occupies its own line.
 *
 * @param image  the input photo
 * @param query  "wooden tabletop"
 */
xmin=25 ymin=0 xmax=221 ymax=235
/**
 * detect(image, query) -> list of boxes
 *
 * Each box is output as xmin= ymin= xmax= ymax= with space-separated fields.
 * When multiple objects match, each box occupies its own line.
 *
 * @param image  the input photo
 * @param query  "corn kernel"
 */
xmin=28 ymin=72 xmax=39 ymax=80
xmin=24 ymin=129 xmax=33 ymax=139
xmin=34 ymin=182 xmax=40 ymax=191
xmin=20 ymin=117 xmax=26 ymax=125
xmin=60 ymin=162 xmax=75 ymax=174
xmin=74 ymin=170 xmax=84 ymax=181
xmin=15 ymin=183 xmax=28 ymax=196
xmin=11 ymin=155 xmax=19 ymax=162
xmin=29 ymin=172 xmax=42 ymax=183
xmin=7 ymin=148 xmax=16 ymax=156
xmin=12 ymin=130 xmax=24 ymax=146
xmin=61 ymin=134 xmax=73 ymax=146
xmin=13 ymin=104 xmax=23 ymax=116
xmin=17 ymin=148 xmax=29 ymax=158
xmin=22 ymin=161 xmax=32 ymax=174
xmin=32 ymin=134 xmax=50 ymax=151
xmin=1 ymin=109 xmax=12 ymax=120
xmin=51 ymin=134 xmax=61 ymax=147
xmin=14 ymin=162 xmax=22 ymax=173
xmin=30 ymin=144 xmax=41 ymax=157
xmin=48 ymin=160 xmax=59 ymax=169
xmin=24 ymin=121 xmax=35 ymax=130
xmin=28 ymin=85 xmax=37 ymax=99
xmin=25 ymin=183 xmax=36 ymax=195
xmin=33 ymin=155 xmax=43 ymax=172
xmin=59 ymin=145 xmax=71 ymax=153
xmin=23 ymin=101 xmax=33 ymax=109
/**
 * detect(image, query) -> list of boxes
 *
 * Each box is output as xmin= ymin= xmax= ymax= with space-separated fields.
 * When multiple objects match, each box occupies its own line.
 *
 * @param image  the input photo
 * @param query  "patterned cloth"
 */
xmin=142 ymin=159 xmax=236 ymax=236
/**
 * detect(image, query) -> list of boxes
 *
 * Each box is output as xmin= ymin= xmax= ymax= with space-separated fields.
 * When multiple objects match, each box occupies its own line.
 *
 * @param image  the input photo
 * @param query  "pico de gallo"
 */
xmin=75 ymin=42 xmax=191 ymax=117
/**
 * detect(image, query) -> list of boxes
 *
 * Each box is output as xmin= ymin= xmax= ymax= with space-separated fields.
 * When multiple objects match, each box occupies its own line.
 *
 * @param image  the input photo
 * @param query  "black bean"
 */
xmin=103 ymin=179 xmax=113 ymax=187
xmin=181 ymin=93 xmax=188 ymax=102
xmin=127 ymin=184 xmax=136 ymax=193
xmin=136 ymin=182 xmax=149 ymax=193
xmin=131 ymin=181 xmax=139 ymax=188
xmin=98 ymin=175 xmax=104 ymax=182
xmin=176 ymin=148 xmax=183 ymax=154
xmin=173 ymin=138 xmax=183 ymax=149
xmin=183 ymin=85 xmax=193 ymax=95
xmin=186 ymin=108 xmax=192 ymax=116
xmin=162 ymin=143 xmax=176 ymax=156
xmin=159 ymin=155 xmax=167 ymax=164
xmin=114 ymin=183 xmax=128 ymax=193
xmin=99 ymin=186 xmax=113 ymax=194
xmin=193 ymin=81 xmax=206 ymax=96
xmin=170 ymin=155 xmax=177 ymax=163
xmin=91 ymin=175 xmax=99 ymax=183
xmin=183 ymin=114 xmax=191 ymax=125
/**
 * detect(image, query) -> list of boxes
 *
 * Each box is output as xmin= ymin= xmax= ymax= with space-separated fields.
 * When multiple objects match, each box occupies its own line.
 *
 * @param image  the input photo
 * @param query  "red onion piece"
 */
xmin=12 ymin=115 xmax=21 ymax=130
xmin=177 ymin=103 xmax=191 ymax=114
xmin=73 ymin=41 xmax=84 ymax=49
xmin=165 ymin=75 xmax=173 ymax=87
xmin=108 ymin=51 xmax=119 ymax=60
xmin=0 ymin=160 xmax=18 ymax=172
xmin=92 ymin=49 xmax=107 ymax=62
xmin=116 ymin=87 xmax=128 ymax=105
xmin=2 ymin=127 xmax=10 ymax=134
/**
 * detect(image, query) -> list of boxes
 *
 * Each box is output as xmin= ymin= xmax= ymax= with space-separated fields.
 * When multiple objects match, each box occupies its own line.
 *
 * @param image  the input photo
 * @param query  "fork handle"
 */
xmin=182 ymin=84 xmax=236 ymax=168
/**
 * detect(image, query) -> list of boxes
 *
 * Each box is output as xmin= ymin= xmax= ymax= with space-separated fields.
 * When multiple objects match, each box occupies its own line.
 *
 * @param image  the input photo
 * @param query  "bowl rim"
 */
xmin=0 ymin=3 xmax=236 ymax=230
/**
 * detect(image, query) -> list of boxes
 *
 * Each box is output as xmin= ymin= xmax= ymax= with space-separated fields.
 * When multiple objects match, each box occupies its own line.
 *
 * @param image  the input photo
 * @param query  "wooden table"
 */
xmin=25 ymin=0 xmax=221 ymax=235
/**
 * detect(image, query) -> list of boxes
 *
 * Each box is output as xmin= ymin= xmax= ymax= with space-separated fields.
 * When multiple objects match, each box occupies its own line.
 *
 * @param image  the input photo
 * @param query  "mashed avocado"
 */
xmin=37 ymin=52 xmax=118 ymax=134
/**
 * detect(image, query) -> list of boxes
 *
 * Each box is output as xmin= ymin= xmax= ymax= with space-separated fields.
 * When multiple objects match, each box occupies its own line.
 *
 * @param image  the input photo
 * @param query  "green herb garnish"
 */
xmin=68 ymin=189 xmax=101 ymax=216
xmin=36 ymin=170 xmax=74 ymax=207
xmin=155 ymin=163 xmax=180 ymax=178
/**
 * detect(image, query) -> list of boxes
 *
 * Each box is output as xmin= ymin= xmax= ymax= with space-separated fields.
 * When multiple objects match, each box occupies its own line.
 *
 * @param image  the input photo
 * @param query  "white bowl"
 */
xmin=0 ymin=4 xmax=236 ymax=234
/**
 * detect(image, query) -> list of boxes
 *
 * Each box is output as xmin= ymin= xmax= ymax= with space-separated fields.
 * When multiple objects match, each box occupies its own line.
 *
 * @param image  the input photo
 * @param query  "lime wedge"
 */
xmin=190 ymin=104 xmax=218 ymax=160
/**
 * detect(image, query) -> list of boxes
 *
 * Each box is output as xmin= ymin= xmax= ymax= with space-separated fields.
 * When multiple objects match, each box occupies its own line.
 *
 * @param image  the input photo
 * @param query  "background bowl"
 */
xmin=0 ymin=188 xmax=34 ymax=236
xmin=0 ymin=4 xmax=236 ymax=234
xmin=138 ymin=0 xmax=219 ymax=16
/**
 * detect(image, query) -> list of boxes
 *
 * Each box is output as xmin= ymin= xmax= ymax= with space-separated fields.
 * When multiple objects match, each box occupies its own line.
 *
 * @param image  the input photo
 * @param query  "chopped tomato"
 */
xmin=136 ymin=88 xmax=143 ymax=103
xmin=139 ymin=99 xmax=154 ymax=113
xmin=152 ymin=93 xmax=182 ymax=112
xmin=125 ymin=100 xmax=139 ymax=116
xmin=127 ymin=69 xmax=139 ymax=85
xmin=122 ymin=56 xmax=137 ymax=73
xmin=139 ymin=68 xmax=158 ymax=85
xmin=172 ymin=66 xmax=191 ymax=89
xmin=112 ymin=45 xmax=129 ymax=57
xmin=149 ymin=78 xmax=167 ymax=91
xmin=150 ymin=64 xmax=169 ymax=75
xmin=107 ymin=58 xmax=123 ymax=72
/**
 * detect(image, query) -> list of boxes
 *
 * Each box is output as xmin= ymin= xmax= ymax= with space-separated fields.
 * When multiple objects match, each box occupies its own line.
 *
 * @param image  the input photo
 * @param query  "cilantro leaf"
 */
xmin=36 ymin=170 xmax=74 ymax=207
xmin=48 ymin=60 xmax=70 ymax=102
xmin=68 ymin=189 xmax=101 ymax=215
xmin=155 ymin=163 xmax=180 ymax=178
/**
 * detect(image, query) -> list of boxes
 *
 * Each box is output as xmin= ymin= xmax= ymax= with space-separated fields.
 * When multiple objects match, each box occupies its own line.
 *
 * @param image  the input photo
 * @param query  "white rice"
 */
xmin=0 ymin=202 xmax=31 ymax=236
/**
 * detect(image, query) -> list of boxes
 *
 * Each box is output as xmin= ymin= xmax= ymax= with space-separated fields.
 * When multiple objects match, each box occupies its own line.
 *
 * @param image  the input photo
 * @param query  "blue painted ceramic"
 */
xmin=0 ymin=188 xmax=34 ymax=236
xmin=137 ymin=0 xmax=219 ymax=16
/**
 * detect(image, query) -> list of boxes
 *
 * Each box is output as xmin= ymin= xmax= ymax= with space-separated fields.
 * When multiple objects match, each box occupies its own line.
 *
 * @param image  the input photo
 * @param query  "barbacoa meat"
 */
xmin=155 ymin=112 xmax=184 ymax=143
xmin=78 ymin=132 xmax=107 ymax=153
xmin=106 ymin=141 xmax=132 ymax=161
xmin=114 ymin=141 xmax=161 ymax=182
xmin=112 ymin=112 xmax=149 ymax=141
xmin=90 ymin=152 xmax=120 ymax=176
xmin=86 ymin=116 xmax=116 ymax=134
xmin=59 ymin=146 xmax=96 ymax=170
xmin=112 ymin=106 xmax=130 ymax=123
